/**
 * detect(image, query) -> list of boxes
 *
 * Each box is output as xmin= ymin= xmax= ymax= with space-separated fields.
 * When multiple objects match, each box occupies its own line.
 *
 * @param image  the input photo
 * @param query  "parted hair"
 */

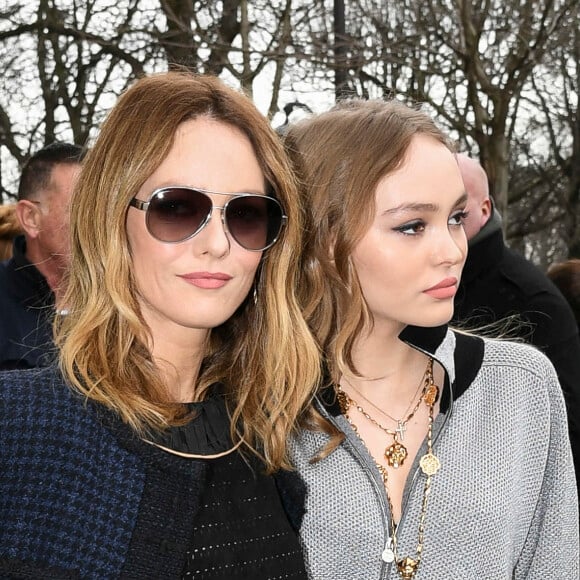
xmin=55 ymin=71 xmax=321 ymax=471
xmin=285 ymin=98 xmax=453 ymax=387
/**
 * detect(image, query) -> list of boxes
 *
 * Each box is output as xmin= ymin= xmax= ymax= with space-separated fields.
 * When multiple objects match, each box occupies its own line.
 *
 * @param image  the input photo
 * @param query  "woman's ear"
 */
xmin=15 ymin=200 xmax=42 ymax=239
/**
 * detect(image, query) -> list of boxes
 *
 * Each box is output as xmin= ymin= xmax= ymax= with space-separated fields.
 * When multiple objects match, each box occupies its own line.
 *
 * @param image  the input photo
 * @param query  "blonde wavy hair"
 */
xmin=55 ymin=72 xmax=321 ymax=471
xmin=285 ymin=99 xmax=453 ymax=389
xmin=0 ymin=204 xmax=22 ymax=260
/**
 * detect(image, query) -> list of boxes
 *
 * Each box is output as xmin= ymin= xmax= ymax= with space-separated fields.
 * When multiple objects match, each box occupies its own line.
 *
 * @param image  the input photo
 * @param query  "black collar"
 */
xmin=399 ymin=324 xmax=448 ymax=353
xmin=319 ymin=325 xmax=484 ymax=415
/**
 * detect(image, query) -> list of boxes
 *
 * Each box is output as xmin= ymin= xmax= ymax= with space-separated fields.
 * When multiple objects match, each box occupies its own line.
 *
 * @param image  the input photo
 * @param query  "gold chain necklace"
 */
xmin=337 ymin=358 xmax=432 ymax=469
xmin=342 ymin=364 xmax=428 ymax=440
xmin=337 ymin=357 xmax=441 ymax=580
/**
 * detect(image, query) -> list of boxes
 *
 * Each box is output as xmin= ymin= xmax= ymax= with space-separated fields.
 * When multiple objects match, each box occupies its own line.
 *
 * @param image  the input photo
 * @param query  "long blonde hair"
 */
xmin=285 ymin=99 xmax=453 ymax=387
xmin=56 ymin=72 xmax=321 ymax=471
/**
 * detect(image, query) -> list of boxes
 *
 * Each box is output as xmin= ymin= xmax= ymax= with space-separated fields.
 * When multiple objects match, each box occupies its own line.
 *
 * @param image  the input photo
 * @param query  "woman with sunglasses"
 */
xmin=0 ymin=72 xmax=319 ymax=578
xmin=283 ymin=99 xmax=578 ymax=579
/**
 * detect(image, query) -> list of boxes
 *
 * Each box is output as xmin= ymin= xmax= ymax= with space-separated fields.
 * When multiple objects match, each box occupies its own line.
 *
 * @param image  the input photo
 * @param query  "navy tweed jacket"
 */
xmin=0 ymin=366 xmax=207 ymax=579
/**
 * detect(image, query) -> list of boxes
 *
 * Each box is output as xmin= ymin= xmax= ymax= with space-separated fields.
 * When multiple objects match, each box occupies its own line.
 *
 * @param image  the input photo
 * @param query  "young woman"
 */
xmin=284 ymin=99 xmax=578 ymax=579
xmin=0 ymin=72 xmax=320 ymax=579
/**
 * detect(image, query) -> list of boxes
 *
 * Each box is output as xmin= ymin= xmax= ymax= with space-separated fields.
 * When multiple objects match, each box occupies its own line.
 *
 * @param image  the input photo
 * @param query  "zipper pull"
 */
xmin=382 ymin=537 xmax=395 ymax=563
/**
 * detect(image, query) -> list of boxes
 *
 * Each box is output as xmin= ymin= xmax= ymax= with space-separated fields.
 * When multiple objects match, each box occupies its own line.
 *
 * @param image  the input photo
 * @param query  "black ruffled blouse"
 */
xmin=151 ymin=388 xmax=308 ymax=580
xmin=153 ymin=391 xmax=234 ymax=456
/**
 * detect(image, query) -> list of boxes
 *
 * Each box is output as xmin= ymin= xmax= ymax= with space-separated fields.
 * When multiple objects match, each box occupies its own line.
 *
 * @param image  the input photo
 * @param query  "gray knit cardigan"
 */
xmin=289 ymin=326 xmax=579 ymax=579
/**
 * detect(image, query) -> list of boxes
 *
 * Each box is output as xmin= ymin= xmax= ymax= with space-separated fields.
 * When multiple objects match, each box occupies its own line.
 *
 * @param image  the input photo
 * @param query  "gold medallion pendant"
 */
xmin=419 ymin=452 xmax=441 ymax=475
xmin=385 ymin=440 xmax=408 ymax=468
xmin=338 ymin=357 xmax=440 ymax=580
xmin=397 ymin=557 xmax=419 ymax=579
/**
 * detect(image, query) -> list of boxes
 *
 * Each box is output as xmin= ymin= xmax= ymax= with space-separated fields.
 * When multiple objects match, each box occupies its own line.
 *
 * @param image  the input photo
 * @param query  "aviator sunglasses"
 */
xmin=129 ymin=186 xmax=287 ymax=251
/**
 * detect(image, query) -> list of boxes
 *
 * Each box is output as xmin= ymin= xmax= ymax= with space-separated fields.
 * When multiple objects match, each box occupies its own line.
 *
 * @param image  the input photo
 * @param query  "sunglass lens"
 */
xmin=226 ymin=196 xmax=283 ymax=250
xmin=147 ymin=188 xmax=211 ymax=242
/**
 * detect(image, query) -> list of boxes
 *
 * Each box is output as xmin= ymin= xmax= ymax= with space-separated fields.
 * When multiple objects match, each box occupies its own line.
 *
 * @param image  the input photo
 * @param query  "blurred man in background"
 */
xmin=0 ymin=142 xmax=83 ymax=369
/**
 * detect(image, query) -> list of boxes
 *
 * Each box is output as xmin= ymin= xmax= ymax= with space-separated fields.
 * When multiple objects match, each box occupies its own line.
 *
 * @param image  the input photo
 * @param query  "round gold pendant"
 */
xmin=419 ymin=452 xmax=441 ymax=475
xmin=385 ymin=441 xmax=408 ymax=468
xmin=397 ymin=556 xmax=419 ymax=579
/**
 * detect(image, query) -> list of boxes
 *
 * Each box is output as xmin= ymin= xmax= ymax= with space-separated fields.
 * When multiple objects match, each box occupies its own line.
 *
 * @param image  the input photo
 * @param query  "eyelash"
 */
xmin=450 ymin=210 xmax=469 ymax=226
xmin=394 ymin=220 xmax=426 ymax=236
xmin=394 ymin=210 xmax=469 ymax=236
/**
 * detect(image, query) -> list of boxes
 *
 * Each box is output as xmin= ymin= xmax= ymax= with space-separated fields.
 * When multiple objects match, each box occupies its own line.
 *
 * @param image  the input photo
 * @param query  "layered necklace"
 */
xmin=339 ymin=361 xmax=429 ymax=468
xmin=337 ymin=357 xmax=440 ymax=580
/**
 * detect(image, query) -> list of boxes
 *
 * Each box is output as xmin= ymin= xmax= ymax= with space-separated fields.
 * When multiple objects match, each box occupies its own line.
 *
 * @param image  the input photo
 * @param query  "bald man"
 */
xmin=457 ymin=155 xmax=493 ymax=240
xmin=453 ymin=154 xmax=580 ymax=494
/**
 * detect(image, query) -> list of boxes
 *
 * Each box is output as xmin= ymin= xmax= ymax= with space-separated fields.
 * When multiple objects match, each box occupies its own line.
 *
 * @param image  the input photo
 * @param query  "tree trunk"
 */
xmin=334 ymin=0 xmax=348 ymax=99
xmin=159 ymin=0 xmax=196 ymax=70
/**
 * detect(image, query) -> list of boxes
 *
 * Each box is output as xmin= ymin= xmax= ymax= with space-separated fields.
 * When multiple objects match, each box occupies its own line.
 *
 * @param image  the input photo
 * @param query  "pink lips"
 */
xmin=423 ymin=277 xmax=458 ymax=299
xmin=179 ymin=271 xmax=232 ymax=289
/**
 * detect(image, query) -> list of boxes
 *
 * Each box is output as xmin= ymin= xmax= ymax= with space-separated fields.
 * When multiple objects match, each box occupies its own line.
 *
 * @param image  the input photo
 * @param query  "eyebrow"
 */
xmin=383 ymin=192 xmax=468 ymax=215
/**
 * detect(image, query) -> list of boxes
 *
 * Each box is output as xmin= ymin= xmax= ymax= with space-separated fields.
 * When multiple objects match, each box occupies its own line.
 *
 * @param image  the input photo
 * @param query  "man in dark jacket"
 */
xmin=0 ymin=142 xmax=83 ymax=369
xmin=453 ymin=154 xmax=580 ymax=492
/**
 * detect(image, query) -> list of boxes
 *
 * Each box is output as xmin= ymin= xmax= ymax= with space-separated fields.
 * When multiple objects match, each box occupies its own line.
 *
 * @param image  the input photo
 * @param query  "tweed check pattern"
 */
xmin=0 ymin=366 xmax=308 ymax=579
xmin=0 ymin=367 xmax=144 ymax=578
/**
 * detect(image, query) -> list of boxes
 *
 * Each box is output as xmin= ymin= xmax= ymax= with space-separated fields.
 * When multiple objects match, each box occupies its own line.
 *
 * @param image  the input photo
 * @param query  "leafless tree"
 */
xmin=0 ymin=0 xmax=307 ymax=200
xmin=0 ymin=0 xmax=162 ymax=200
xmin=296 ymin=0 xmax=580 ymax=262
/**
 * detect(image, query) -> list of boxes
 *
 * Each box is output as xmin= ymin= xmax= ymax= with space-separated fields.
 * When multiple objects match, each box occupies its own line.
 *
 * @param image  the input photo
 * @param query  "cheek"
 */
xmin=352 ymin=239 xmax=399 ymax=280
xmin=236 ymin=249 xmax=262 ymax=281
xmin=131 ymin=246 xmax=165 ymax=296
xmin=127 ymin=211 xmax=159 ymax=260
xmin=352 ymin=249 xmax=400 ymax=307
xmin=127 ymin=217 xmax=170 ymax=283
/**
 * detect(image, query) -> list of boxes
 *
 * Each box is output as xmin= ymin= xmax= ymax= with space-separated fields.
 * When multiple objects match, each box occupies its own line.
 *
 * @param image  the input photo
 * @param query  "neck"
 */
xmin=344 ymin=323 xmax=430 ymax=408
xmin=150 ymin=327 xmax=209 ymax=403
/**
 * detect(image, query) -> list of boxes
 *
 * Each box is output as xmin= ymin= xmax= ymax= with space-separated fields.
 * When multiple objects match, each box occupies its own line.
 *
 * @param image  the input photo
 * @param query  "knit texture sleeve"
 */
xmin=514 ymin=354 xmax=579 ymax=579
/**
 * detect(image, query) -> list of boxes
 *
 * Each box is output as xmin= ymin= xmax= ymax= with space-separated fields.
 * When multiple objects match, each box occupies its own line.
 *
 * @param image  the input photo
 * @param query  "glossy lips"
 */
xmin=179 ymin=271 xmax=232 ymax=289
xmin=423 ymin=277 xmax=458 ymax=299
